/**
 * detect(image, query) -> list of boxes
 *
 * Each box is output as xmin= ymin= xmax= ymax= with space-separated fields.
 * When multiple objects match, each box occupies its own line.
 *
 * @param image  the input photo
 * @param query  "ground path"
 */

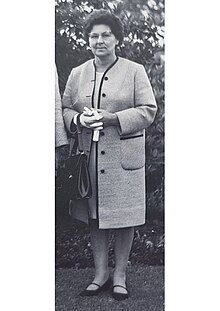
xmin=56 ymin=265 xmax=164 ymax=311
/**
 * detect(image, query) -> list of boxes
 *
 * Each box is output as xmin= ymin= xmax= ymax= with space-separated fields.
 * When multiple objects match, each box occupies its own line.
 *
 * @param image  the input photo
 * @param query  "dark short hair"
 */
xmin=84 ymin=9 xmax=124 ymax=45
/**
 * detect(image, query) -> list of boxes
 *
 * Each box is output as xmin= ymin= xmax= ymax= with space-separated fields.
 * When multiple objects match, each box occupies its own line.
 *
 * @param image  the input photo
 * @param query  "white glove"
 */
xmin=80 ymin=108 xmax=103 ymax=129
xmin=73 ymin=112 xmax=103 ymax=128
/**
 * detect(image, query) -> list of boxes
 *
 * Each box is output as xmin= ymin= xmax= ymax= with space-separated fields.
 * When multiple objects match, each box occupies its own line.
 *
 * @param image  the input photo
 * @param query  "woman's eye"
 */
xmin=103 ymin=34 xmax=110 ymax=38
xmin=90 ymin=35 xmax=98 ymax=39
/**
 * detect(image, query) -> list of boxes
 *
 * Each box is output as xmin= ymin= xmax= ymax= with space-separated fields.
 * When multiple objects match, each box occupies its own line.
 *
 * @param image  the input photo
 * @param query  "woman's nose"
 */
xmin=97 ymin=35 xmax=104 ymax=43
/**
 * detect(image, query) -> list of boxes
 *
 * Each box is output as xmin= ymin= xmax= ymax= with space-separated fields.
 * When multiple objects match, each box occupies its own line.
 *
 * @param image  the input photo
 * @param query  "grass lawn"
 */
xmin=56 ymin=265 xmax=164 ymax=311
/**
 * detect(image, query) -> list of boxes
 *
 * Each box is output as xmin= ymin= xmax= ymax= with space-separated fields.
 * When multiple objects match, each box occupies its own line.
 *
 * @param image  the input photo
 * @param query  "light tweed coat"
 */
xmin=55 ymin=67 xmax=68 ymax=147
xmin=62 ymin=57 xmax=157 ymax=229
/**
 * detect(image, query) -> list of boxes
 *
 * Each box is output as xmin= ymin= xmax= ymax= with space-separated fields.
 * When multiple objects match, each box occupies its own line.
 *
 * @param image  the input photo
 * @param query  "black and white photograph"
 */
xmin=2 ymin=1 xmax=220 ymax=311
xmin=55 ymin=1 xmax=164 ymax=310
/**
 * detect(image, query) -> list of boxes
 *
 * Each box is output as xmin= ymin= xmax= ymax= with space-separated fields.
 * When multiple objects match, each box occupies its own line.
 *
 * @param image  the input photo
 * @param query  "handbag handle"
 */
xmin=68 ymin=113 xmax=84 ymax=157
xmin=68 ymin=113 xmax=86 ymax=156
xmin=76 ymin=113 xmax=84 ymax=153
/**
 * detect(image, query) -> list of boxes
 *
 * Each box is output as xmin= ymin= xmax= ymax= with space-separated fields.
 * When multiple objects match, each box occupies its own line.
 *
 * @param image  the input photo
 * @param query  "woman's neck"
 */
xmin=94 ymin=54 xmax=117 ymax=72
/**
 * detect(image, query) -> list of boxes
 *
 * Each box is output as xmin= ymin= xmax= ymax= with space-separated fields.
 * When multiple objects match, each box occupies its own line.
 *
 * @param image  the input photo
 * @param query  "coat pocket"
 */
xmin=120 ymin=133 xmax=145 ymax=170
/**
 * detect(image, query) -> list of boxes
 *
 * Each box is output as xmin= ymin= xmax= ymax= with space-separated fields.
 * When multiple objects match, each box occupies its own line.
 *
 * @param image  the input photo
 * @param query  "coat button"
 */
xmin=100 ymin=131 xmax=105 ymax=136
xmin=104 ymin=77 xmax=108 ymax=81
xmin=101 ymin=150 xmax=105 ymax=155
xmin=102 ymin=93 xmax=106 ymax=97
xmin=100 ymin=169 xmax=105 ymax=174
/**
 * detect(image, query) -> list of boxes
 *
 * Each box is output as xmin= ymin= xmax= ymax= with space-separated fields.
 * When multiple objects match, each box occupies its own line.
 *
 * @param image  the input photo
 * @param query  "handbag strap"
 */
xmin=76 ymin=113 xmax=84 ymax=153
xmin=68 ymin=113 xmax=84 ymax=156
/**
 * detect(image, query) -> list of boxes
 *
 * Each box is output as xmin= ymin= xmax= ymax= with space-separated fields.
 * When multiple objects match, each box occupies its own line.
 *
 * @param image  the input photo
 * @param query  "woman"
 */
xmin=62 ymin=9 xmax=157 ymax=300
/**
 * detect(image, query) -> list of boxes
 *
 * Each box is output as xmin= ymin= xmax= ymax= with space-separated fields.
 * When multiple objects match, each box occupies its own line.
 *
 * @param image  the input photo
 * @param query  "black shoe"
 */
xmin=112 ymin=285 xmax=129 ymax=301
xmin=79 ymin=278 xmax=112 ymax=297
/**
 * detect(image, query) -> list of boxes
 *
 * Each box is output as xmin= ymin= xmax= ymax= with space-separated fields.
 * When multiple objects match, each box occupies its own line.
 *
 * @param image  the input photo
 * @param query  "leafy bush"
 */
xmin=56 ymin=220 xmax=164 ymax=269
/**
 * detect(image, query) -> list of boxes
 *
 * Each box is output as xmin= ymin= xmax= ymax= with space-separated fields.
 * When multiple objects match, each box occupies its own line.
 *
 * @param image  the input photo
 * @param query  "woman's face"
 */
xmin=88 ymin=24 xmax=118 ymax=58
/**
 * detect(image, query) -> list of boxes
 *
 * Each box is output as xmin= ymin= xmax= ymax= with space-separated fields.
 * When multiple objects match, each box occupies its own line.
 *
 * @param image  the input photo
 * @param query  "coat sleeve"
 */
xmin=55 ymin=67 xmax=69 ymax=147
xmin=62 ymin=69 xmax=79 ymax=134
xmin=115 ymin=64 xmax=157 ymax=135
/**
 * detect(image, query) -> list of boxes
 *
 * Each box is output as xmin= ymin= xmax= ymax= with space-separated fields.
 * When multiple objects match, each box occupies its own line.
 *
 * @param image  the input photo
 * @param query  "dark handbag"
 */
xmin=56 ymin=114 xmax=92 ymax=201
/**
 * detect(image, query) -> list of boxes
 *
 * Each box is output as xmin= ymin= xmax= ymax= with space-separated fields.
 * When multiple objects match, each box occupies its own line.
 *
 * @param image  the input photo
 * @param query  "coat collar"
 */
xmin=83 ymin=57 xmax=120 ymax=83
xmin=92 ymin=56 xmax=119 ymax=76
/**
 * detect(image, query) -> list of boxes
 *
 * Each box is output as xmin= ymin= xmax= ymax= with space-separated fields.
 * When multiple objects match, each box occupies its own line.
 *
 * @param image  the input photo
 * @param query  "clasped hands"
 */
xmin=80 ymin=107 xmax=118 ymax=130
